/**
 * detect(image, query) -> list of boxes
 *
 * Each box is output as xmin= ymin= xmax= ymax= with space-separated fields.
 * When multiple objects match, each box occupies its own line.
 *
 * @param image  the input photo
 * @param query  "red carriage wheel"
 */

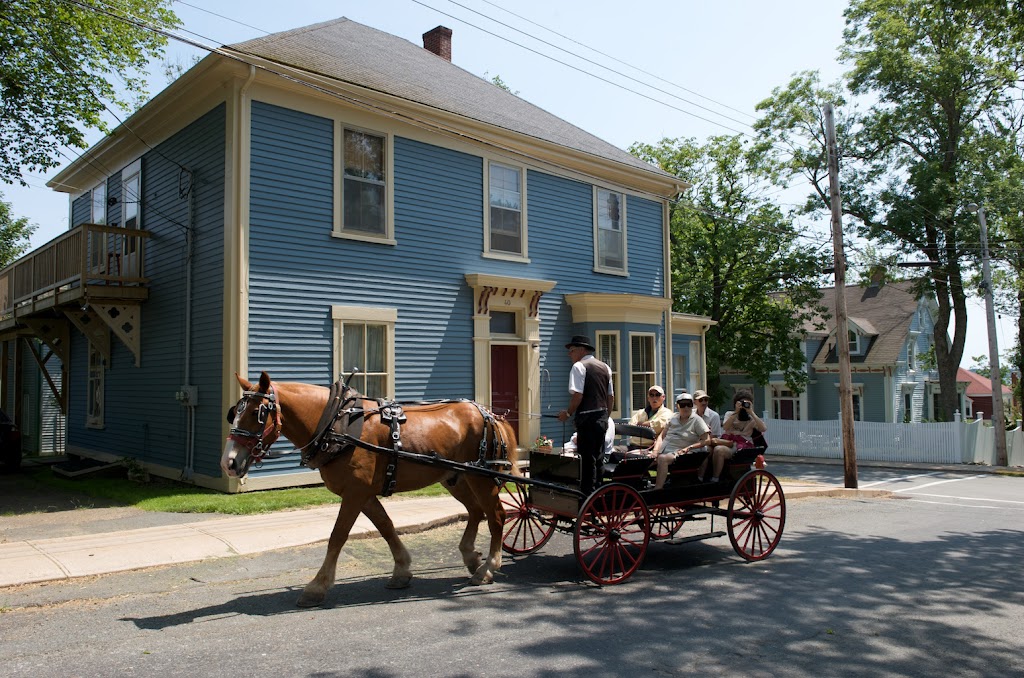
xmin=500 ymin=482 xmax=555 ymax=555
xmin=727 ymin=469 xmax=786 ymax=561
xmin=649 ymin=505 xmax=684 ymax=540
xmin=574 ymin=483 xmax=650 ymax=585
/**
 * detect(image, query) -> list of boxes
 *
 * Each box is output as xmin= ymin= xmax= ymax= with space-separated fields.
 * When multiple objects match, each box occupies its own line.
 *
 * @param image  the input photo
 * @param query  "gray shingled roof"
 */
xmin=228 ymin=18 xmax=670 ymax=178
xmin=810 ymin=280 xmax=924 ymax=366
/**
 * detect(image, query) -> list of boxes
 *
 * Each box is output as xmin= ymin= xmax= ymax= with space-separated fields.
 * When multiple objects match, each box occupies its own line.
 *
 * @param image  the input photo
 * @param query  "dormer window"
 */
xmin=848 ymin=329 xmax=862 ymax=355
xmin=907 ymin=331 xmax=919 ymax=371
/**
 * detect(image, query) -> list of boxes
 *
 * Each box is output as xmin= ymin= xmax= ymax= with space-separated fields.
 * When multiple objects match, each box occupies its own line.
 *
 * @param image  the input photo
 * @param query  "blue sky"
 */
xmin=3 ymin=0 xmax=1008 ymax=368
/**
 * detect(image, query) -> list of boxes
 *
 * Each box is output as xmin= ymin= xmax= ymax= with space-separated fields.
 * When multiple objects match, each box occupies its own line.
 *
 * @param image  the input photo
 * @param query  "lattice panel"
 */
xmin=64 ymin=307 xmax=111 ymax=364
xmin=91 ymin=303 xmax=142 ymax=367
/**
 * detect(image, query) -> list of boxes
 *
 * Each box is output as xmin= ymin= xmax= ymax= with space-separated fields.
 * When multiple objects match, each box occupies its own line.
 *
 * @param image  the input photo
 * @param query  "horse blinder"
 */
xmin=227 ymin=388 xmax=282 ymax=466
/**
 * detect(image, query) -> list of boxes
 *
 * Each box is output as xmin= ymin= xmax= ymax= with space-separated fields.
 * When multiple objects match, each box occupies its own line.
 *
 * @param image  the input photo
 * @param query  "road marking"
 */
xmin=893 ymin=475 xmax=985 ymax=493
xmin=860 ymin=471 xmax=943 ymax=488
xmin=903 ymin=492 xmax=1024 ymax=505
xmin=907 ymin=499 xmax=1024 ymax=511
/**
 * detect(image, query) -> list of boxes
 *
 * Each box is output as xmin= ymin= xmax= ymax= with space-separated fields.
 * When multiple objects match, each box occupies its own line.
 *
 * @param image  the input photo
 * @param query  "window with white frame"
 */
xmin=487 ymin=162 xmax=524 ymax=256
xmin=332 ymin=305 xmax=396 ymax=399
xmin=837 ymin=383 xmax=865 ymax=421
xmin=848 ymin=329 xmax=862 ymax=355
xmin=902 ymin=389 xmax=914 ymax=422
xmin=122 ymin=159 xmax=141 ymax=254
xmin=688 ymin=340 xmax=701 ymax=393
xmin=771 ymin=385 xmax=801 ymax=420
xmin=630 ymin=334 xmax=656 ymax=414
xmin=672 ymin=354 xmax=687 ymax=398
xmin=597 ymin=331 xmax=621 ymax=419
xmin=91 ymin=181 xmax=106 ymax=225
xmin=907 ymin=332 xmax=919 ymax=370
xmin=88 ymin=180 xmax=107 ymax=273
xmin=595 ymin=187 xmax=625 ymax=272
xmin=341 ymin=128 xmax=387 ymax=237
xmin=86 ymin=342 xmax=104 ymax=428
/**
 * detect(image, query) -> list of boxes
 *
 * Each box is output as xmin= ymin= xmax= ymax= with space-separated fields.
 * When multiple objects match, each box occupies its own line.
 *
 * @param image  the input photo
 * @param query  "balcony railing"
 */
xmin=0 ymin=223 xmax=151 ymax=320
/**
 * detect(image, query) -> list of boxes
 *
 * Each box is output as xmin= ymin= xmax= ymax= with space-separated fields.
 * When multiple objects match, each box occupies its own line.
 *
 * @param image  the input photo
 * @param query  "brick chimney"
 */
xmin=423 ymin=26 xmax=452 ymax=61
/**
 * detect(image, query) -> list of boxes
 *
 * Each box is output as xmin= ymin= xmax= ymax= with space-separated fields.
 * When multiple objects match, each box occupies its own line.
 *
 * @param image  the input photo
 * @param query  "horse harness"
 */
xmin=305 ymin=380 xmax=512 ymax=497
xmin=227 ymin=385 xmax=283 ymax=465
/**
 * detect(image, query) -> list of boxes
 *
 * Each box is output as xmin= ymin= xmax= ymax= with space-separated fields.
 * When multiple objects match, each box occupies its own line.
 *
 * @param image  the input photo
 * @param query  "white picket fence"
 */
xmin=763 ymin=417 xmax=1024 ymax=467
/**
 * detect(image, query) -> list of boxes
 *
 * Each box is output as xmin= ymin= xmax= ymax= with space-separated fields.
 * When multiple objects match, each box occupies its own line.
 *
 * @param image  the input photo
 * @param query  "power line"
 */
xmin=436 ymin=0 xmax=756 ymax=131
xmin=408 ymin=0 xmax=752 ymax=136
xmin=473 ymin=0 xmax=757 ymax=122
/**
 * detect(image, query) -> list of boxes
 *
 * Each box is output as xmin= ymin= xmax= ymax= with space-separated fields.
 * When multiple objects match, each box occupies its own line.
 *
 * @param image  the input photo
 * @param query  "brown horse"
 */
xmin=220 ymin=372 xmax=519 ymax=607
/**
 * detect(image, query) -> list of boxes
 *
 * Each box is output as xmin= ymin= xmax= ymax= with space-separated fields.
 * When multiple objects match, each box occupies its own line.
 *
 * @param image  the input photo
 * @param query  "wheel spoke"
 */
xmin=574 ymin=484 xmax=650 ymax=585
xmin=500 ymin=484 xmax=555 ymax=555
xmin=728 ymin=470 xmax=785 ymax=562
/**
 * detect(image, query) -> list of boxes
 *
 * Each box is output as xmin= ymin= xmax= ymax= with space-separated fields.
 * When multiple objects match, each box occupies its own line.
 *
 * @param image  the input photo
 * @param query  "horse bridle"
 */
xmin=228 ymin=386 xmax=283 ymax=465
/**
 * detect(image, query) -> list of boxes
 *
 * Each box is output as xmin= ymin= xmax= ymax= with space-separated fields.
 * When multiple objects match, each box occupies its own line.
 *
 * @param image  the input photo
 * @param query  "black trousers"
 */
xmin=575 ymin=410 xmax=609 ymax=496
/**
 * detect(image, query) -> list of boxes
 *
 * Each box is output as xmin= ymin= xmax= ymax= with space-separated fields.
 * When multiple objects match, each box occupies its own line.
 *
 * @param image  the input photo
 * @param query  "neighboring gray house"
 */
xmin=720 ymin=279 xmax=963 ymax=422
xmin=0 ymin=19 xmax=694 ymax=491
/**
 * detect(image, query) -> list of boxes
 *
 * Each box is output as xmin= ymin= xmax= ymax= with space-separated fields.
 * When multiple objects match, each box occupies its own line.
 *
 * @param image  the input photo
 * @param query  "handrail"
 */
xmin=0 ymin=222 xmax=151 ymax=317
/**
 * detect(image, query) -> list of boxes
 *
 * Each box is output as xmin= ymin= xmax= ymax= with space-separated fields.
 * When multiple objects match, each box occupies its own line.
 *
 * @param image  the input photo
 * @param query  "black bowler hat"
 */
xmin=565 ymin=335 xmax=595 ymax=351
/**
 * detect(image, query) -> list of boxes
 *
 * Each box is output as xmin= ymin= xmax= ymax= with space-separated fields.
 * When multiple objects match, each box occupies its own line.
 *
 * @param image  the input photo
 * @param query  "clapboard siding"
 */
xmin=246 ymin=103 xmax=668 ymax=477
xmin=67 ymin=104 xmax=226 ymax=474
xmin=71 ymin=194 xmax=91 ymax=227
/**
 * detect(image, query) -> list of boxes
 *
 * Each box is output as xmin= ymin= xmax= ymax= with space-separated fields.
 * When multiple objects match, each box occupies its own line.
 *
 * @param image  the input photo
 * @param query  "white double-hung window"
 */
xmin=341 ymin=128 xmax=387 ymax=237
xmin=487 ymin=162 xmax=524 ymax=257
xmin=332 ymin=305 xmax=396 ymax=399
xmin=595 ymin=187 xmax=626 ymax=273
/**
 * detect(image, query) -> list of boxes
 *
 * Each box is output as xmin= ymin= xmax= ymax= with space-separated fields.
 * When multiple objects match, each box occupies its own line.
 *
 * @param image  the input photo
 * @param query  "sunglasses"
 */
xmin=678 ymin=402 xmax=693 ymax=407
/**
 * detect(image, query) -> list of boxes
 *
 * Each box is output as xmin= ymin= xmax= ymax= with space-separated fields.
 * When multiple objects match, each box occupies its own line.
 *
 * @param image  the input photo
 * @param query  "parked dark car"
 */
xmin=0 ymin=409 xmax=22 ymax=472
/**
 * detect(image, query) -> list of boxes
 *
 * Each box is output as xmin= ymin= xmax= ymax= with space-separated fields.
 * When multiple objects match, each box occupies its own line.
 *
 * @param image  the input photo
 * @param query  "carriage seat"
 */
xmin=607 ymin=423 xmax=658 ymax=461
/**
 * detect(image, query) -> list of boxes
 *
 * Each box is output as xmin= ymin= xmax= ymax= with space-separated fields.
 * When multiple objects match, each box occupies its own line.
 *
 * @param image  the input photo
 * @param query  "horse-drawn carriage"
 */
xmin=222 ymin=373 xmax=785 ymax=606
xmin=499 ymin=423 xmax=786 ymax=585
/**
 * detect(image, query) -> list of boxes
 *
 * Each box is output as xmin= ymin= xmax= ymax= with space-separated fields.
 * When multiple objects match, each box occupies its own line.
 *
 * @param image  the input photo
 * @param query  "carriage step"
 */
xmin=666 ymin=530 xmax=725 ymax=545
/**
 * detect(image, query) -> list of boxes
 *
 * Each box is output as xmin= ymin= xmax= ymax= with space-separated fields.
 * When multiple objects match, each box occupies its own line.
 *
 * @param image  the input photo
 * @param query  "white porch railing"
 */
xmin=763 ymin=417 xmax=1024 ymax=467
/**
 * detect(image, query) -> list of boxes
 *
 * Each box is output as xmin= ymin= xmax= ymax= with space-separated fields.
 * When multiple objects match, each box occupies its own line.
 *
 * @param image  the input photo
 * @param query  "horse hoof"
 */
xmin=296 ymin=591 xmax=326 ymax=608
xmin=470 ymin=573 xmax=494 ymax=586
xmin=386 ymin=575 xmax=412 ymax=589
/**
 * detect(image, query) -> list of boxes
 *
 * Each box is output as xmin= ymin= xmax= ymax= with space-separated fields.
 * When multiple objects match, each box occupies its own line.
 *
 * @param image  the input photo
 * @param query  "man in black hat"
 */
xmin=558 ymin=335 xmax=614 ymax=495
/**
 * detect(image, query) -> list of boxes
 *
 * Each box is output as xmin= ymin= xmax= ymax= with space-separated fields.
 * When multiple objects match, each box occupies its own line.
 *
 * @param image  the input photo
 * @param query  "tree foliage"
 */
xmin=0 ymin=193 xmax=37 ymax=267
xmin=630 ymin=135 xmax=830 ymax=402
xmin=754 ymin=0 xmax=1024 ymax=420
xmin=0 ymin=0 xmax=179 ymax=184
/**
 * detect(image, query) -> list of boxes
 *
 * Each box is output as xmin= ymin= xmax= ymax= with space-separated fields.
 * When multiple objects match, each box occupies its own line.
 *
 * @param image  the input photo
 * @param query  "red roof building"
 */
xmin=957 ymin=367 xmax=1013 ymax=420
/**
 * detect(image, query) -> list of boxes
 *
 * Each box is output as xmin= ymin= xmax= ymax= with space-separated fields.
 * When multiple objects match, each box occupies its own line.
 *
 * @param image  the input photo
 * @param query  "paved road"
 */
xmin=2 ymin=486 xmax=1022 ymax=677
xmin=771 ymin=462 xmax=1024 ymax=507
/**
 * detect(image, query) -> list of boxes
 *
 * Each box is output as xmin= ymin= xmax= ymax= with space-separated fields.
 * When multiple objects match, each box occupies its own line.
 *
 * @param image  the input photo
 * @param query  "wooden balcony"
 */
xmin=0 ymin=223 xmax=151 ymax=334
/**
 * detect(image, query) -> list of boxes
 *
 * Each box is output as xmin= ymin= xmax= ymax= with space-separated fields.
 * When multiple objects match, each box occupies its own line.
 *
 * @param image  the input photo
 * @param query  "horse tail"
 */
xmin=495 ymin=417 xmax=520 ymax=477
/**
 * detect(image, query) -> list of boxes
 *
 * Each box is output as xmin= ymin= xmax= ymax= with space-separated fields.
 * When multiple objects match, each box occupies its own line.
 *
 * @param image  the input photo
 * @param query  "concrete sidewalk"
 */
xmin=0 ymin=478 xmax=881 ymax=590
xmin=0 ymin=496 xmax=467 ymax=588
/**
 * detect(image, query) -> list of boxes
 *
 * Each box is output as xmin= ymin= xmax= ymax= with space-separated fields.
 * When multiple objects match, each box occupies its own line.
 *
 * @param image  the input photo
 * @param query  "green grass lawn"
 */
xmin=23 ymin=466 xmax=449 ymax=515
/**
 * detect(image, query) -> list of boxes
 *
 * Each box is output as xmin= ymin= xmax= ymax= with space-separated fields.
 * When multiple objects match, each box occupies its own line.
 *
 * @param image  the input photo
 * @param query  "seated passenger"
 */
xmin=693 ymin=389 xmax=723 ymax=445
xmin=615 ymin=385 xmax=673 ymax=452
xmin=649 ymin=392 xmax=711 ymax=490
xmin=698 ymin=389 xmax=767 ymax=483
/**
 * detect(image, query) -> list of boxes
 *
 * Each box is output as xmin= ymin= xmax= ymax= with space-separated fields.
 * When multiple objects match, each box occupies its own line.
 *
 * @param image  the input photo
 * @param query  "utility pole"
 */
xmin=968 ymin=203 xmax=1008 ymax=466
xmin=824 ymin=103 xmax=858 ymax=488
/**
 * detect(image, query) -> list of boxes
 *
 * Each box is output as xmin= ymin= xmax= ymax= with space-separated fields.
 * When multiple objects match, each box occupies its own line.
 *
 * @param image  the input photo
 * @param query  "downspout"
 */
xmin=180 ymin=167 xmax=197 ymax=480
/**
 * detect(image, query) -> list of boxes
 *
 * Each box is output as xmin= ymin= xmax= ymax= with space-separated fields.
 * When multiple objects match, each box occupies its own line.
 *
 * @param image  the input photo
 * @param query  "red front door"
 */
xmin=490 ymin=345 xmax=520 ymax=441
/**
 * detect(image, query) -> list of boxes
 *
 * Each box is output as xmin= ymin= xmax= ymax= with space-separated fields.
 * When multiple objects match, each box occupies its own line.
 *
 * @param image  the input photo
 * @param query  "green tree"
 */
xmin=0 ymin=194 xmax=37 ymax=267
xmin=755 ymin=0 xmax=1024 ymax=420
xmin=0 ymin=0 xmax=180 ymax=184
xmin=630 ymin=135 xmax=830 ymax=402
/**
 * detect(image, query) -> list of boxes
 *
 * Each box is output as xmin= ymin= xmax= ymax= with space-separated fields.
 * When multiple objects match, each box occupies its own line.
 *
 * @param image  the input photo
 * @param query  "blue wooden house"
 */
xmin=0 ymin=19 xmax=707 ymax=491
xmin=719 ymin=279 xmax=965 ymax=422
